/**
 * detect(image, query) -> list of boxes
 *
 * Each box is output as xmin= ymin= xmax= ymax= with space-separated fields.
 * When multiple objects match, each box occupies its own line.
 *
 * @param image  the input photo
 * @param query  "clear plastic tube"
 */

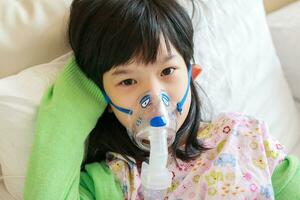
xmin=141 ymin=128 xmax=172 ymax=200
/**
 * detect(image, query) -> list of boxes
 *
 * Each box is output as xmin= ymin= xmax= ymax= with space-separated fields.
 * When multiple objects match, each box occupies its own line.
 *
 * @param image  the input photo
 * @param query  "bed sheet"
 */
xmin=0 ymin=180 xmax=14 ymax=200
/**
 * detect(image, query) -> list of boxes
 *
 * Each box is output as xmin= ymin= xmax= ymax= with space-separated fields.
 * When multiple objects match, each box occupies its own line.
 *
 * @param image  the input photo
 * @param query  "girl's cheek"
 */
xmin=111 ymin=107 xmax=131 ymax=128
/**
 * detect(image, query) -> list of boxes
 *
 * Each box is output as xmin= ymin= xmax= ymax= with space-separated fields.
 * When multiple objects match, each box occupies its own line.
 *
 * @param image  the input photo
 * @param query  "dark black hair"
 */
xmin=67 ymin=0 xmax=211 ymax=168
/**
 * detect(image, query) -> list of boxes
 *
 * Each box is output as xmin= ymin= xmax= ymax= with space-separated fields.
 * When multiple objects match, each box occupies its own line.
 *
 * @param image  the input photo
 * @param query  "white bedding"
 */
xmin=0 ymin=180 xmax=14 ymax=200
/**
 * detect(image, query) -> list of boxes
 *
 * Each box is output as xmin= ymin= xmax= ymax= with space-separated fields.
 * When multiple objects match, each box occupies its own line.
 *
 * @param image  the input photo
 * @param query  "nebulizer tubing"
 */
xmin=140 ymin=127 xmax=173 ymax=199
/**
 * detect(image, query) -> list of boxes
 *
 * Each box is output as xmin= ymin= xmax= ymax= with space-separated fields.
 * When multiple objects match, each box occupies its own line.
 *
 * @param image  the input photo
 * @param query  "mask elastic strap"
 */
xmin=176 ymin=63 xmax=192 ymax=114
xmin=103 ymin=92 xmax=133 ymax=115
xmin=103 ymin=63 xmax=192 ymax=116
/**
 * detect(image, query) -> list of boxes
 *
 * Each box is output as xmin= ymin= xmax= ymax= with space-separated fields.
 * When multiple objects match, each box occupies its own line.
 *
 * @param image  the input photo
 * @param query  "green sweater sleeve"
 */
xmin=23 ymin=56 xmax=123 ymax=200
xmin=272 ymin=155 xmax=300 ymax=200
xmin=80 ymin=162 xmax=123 ymax=199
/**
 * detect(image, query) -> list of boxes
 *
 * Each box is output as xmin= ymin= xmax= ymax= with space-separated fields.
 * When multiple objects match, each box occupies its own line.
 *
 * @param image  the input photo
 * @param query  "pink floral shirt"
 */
xmin=106 ymin=112 xmax=287 ymax=199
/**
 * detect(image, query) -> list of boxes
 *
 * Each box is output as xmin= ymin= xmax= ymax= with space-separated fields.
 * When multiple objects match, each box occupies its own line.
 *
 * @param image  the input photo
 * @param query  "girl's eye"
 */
xmin=119 ymin=79 xmax=137 ymax=86
xmin=161 ymin=67 xmax=176 ymax=76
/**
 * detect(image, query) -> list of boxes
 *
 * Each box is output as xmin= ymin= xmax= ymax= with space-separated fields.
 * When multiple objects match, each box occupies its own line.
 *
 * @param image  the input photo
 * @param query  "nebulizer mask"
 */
xmin=103 ymin=64 xmax=192 ymax=199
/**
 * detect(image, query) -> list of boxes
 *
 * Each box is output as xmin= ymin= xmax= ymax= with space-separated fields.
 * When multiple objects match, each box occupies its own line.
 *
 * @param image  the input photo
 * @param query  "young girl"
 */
xmin=24 ymin=0 xmax=300 ymax=199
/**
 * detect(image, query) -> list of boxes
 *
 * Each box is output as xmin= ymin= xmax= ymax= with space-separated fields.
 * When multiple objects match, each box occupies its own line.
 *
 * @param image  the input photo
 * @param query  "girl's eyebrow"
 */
xmin=161 ymin=54 xmax=177 ymax=63
xmin=111 ymin=68 xmax=134 ymax=76
xmin=111 ymin=55 xmax=178 ymax=76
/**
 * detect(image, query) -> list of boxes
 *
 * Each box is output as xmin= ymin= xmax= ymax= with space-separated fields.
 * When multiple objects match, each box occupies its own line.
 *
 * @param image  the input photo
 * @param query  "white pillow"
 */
xmin=181 ymin=0 xmax=300 ymax=153
xmin=0 ymin=180 xmax=15 ymax=200
xmin=0 ymin=0 xmax=72 ymax=78
xmin=0 ymin=52 xmax=72 ymax=199
xmin=267 ymin=1 xmax=300 ymax=112
xmin=267 ymin=1 xmax=300 ymax=157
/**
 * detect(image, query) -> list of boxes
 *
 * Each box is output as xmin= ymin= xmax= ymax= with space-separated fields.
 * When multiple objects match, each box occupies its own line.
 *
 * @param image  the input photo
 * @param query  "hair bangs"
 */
xmin=68 ymin=0 xmax=194 ymax=89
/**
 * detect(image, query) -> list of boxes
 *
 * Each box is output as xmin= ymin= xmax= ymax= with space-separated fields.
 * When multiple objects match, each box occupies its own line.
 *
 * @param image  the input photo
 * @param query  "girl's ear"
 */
xmin=191 ymin=64 xmax=202 ymax=80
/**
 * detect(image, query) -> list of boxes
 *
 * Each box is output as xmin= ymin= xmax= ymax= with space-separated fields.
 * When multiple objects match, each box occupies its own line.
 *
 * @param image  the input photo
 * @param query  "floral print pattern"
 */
xmin=106 ymin=112 xmax=286 ymax=199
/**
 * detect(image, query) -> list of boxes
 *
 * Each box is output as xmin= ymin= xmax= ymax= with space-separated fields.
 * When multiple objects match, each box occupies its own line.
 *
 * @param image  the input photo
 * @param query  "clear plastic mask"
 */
xmin=126 ymin=91 xmax=178 ymax=151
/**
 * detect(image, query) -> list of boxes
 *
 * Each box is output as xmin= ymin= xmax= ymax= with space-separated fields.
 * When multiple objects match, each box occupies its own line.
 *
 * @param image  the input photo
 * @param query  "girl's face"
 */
xmin=103 ymin=40 xmax=192 ymax=131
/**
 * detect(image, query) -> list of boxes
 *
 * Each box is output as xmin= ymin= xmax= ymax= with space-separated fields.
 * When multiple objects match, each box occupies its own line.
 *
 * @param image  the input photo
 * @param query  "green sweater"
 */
xmin=23 ymin=56 xmax=300 ymax=200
